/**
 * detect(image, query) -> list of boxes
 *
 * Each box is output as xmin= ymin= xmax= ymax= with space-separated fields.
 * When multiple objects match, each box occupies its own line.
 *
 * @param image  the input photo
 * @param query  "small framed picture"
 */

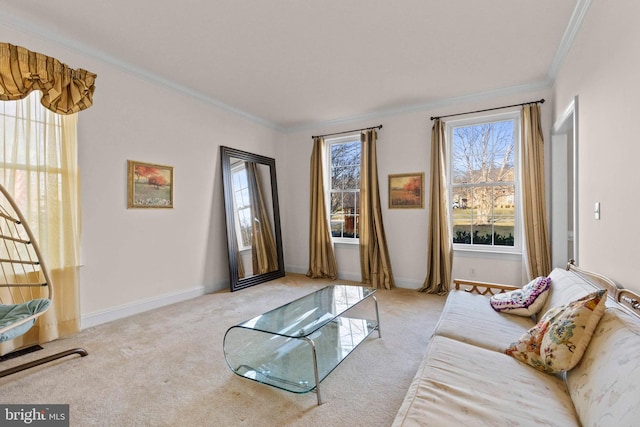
xmin=127 ymin=160 xmax=174 ymax=208
xmin=389 ymin=172 xmax=424 ymax=209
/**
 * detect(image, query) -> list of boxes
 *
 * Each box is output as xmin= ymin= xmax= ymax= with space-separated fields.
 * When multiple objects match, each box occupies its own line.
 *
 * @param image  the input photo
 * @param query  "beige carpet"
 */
xmin=0 ymin=274 xmax=445 ymax=426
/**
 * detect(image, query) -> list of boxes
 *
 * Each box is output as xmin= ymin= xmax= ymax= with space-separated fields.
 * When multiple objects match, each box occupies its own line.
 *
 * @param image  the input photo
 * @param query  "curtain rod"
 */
xmin=311 ymin=124 xmax=382 ymax=139
xmin=430 ymin=99 xmax=545 ymax=121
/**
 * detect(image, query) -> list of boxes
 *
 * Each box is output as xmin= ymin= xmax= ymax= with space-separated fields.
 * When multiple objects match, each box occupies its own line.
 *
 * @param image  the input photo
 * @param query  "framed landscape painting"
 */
xmin=127 ymin=160 xmax=174 ymax=208
xmin=389 ymin=172 xmax=424 ymax=209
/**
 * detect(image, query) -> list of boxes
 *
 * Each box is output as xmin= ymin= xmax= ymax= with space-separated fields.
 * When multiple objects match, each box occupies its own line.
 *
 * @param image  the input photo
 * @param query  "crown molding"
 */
xmin=0 ymin=10 xmax=284 ymax=132
xmin=0 ymin=0 xmax=592 ymax=134
xmin=288 ymin=0 xmax=593 ymax=133
xmin=283 ymin=78 xmax=553 ymax=134
xmin=547 ymin=0 xmax=593 ymax=81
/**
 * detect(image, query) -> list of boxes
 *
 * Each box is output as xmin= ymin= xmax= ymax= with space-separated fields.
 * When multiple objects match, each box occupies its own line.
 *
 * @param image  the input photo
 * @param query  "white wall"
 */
xmin=10 ymin=2 xmax=637 ymax=321
xmin=553 ymin=0 xmax=640 ymax=293
xmin=280 ymin=89 xmax=551 ymax=288
xmin=1 ymin=25 xmax=283 ymax=326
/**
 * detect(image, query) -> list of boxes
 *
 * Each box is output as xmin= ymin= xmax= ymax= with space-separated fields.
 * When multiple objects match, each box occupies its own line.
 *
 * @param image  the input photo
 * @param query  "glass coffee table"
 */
xmin=223 ymin=284 xmax=380 ymax=405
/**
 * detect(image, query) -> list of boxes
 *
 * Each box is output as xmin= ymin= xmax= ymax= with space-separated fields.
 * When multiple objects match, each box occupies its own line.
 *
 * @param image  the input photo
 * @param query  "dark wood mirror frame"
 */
xmin=220 ymin=146 xmax=285 ymax=291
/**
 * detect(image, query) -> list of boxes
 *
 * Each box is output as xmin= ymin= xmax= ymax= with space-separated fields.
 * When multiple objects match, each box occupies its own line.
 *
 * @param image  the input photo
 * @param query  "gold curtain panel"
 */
xmin=307 ymin=137 xmax=338 ymax=280
xmin=0 ymin=42 xmax=97 ymax=114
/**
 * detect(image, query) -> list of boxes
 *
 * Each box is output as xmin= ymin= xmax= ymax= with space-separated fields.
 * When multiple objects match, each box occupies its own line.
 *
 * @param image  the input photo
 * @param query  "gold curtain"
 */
xmin=521 ymin=104 xmax=551 ymax=278
xmin=420 ymin=119 xmax=452 ymax=295
xmin=0 ymin=42 xmax=96 ymax=115
xmin=237 ymin=249 xmax=246 ymax=279
xmin=307 ymin=137 xmax=338 ymax=279
xmin=359 ymin=130 xmax=395 ymax=289
xmin=0 ymin=93 xmax=82 ymax=355
xmin=246 ymin=162 xmax=278 ymax=275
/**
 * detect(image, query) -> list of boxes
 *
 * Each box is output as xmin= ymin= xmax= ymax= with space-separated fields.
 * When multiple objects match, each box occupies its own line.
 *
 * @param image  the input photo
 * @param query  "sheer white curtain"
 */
xmin=0 ymin=92 xmax=81 ymax=355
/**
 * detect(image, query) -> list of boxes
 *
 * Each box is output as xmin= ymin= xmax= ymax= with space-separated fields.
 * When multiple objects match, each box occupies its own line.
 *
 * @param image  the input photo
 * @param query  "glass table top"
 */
xmin=235 ymin=284 xmax=376 ymax=338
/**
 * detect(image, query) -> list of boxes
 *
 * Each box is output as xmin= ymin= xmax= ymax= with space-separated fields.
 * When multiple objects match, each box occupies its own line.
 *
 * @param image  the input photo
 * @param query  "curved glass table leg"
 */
xmin=373 ymin=295 xmax=381 ymax=338
xmin=302 ymin=336 xmax=322 ymax=405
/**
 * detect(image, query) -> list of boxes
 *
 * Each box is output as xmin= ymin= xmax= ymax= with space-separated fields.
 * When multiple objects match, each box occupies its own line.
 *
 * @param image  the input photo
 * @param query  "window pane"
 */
xmin=331 ymin=166 xmax=359 ymax=191
xmin=452 ymin=184 xmax=515 ymax=247
xmin=328 ymin=138 xmax=361 ymax=241
xmin=452 ymin=187 xmax=473 ymax=244
xmin=331 ymin=166 xmax=346 ymax=190
xmin=452 ymin=120 xmax=515 ymax=185
xmin=330 ymin=218 xmax=343 ymax=238
xmin=450 ymin=116 xmax=518 ymax=249
xmin=330 ymin=192 xmax=341 ymax=216
xmin=331 ymin=141 xmax=361 ymax=168
xmin=493 ymin=185 xmax=515 ymax=246
xmin=238 ymin=208 xmax=252 ymax=247
xmin=331 ymin=141 xmax=360 ymax=191
xmin=343 ymin=192 xmax=356 ymax=238
xmin=330 ymin=192 xmax=344 ymax=238
xmin=232 ymin=172 xmax=241 ymax=189
xmin=240 ymin=188 xmax=250 ymax=208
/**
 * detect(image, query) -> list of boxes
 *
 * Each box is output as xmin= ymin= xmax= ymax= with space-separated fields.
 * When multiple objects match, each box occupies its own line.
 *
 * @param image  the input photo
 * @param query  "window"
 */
xmin=448 ymin=112 xmax=520 ymax=252
xmin=0 ymin=92 xmax=63 ymax=219
xmin=326 ymin=135 xmax=361 ymax=242
xmin=231 ymin=162 xmax=252 ymax=251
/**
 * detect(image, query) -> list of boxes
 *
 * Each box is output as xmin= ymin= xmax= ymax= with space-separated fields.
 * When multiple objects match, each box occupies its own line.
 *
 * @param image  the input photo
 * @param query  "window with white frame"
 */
xmin=326 ymin=135 xmax=361 ymax=242
xmin=448 ymin=112 xmax=520 ymax=251
xmin=231 ymin=162 xmax=252 ymax=251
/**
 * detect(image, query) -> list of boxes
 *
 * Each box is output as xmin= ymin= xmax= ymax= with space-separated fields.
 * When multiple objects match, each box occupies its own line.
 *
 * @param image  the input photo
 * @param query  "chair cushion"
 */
xmin=0 ymin=298 xmax=51 ymax=342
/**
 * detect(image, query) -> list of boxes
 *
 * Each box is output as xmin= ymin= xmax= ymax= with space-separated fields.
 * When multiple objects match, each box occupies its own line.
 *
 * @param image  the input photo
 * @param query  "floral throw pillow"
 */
xmin=489 ymin=276 xmax=552 ymax=316
xmin=505 ymin=289 xmax=607 ymax=374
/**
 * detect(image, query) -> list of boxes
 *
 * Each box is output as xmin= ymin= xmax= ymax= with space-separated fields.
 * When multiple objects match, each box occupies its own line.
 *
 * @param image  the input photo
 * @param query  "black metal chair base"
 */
xmin=0 ymin=348 xmax=88 ymax=378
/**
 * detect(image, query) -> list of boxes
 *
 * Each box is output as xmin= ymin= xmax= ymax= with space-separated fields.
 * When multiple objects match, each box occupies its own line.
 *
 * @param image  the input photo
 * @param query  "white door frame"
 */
xmin=551 ymin=96 xmax=579 ymax=267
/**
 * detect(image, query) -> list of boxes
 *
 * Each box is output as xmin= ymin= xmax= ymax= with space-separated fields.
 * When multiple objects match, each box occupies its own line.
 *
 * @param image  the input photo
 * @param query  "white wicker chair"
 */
xmin=0 ymin=184 xmax=86 ymax=377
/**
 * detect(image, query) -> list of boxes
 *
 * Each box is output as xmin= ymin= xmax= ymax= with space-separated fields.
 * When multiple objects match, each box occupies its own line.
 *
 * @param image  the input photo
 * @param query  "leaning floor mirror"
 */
xmin=220 ymin=146 xmax=285 ymax=291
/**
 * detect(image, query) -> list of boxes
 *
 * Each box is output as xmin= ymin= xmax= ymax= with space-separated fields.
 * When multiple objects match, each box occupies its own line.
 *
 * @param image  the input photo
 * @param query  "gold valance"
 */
xmin=0 ymin=42 xmax=96 ymax=115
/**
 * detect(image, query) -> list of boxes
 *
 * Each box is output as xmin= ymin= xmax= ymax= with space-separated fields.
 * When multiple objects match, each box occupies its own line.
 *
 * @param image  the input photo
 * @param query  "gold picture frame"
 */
xmin=127 ymin=160 xmax=174 ymax=208
xmin=389 ymin=172 xmax=424 ymax=209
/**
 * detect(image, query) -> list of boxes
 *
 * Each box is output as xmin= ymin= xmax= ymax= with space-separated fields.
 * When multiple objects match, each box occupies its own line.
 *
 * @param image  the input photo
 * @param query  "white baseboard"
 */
xmin=285 ymin=265 xmax=307 ymax=275
xmin=285 ymin=265 xmax=422 ymax=289
xmin=393 ymin=277 xmax=423 ymax=289
xmin=81 ymin=286 xmax=207 ymax=329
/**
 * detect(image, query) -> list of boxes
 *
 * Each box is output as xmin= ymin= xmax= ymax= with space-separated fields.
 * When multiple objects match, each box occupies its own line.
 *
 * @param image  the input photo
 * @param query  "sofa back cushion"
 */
xmin=566 ymin=306 xmax=640 ymax=427
xmin=539 ymin=268 xmax=599 ymax=316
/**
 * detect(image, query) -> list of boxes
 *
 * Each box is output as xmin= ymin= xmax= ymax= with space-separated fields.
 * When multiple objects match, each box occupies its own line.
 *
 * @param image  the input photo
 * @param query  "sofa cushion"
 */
xmin=489 ymin=276 xmax=551 ymax=316
xmin=392 ymin=336 xmax=579 ymax=427
xmin=539 ymin=268 xmax=602 ymax=316
xmin=432 ymin=289 xmax=534 ymax=352
xmin=566 ymin=306 xmax=640 ymax=427
xmin=505 ymin=289 xmax=607 ymax=374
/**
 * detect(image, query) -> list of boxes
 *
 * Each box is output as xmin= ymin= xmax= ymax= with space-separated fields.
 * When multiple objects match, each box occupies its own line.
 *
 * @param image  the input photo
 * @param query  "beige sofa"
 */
xmin=393 ymin=263 xmax=640 ymax=427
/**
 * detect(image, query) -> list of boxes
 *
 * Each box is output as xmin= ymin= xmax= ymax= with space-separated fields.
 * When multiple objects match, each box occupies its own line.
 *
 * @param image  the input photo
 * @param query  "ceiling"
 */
xmin=0 ymin=1 xmax=585 ymax=131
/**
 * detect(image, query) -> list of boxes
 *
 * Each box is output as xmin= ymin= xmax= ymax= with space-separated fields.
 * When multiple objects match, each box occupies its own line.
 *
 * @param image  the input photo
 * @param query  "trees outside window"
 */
xmin=448 ymin=113 xmax=520 ymax=250
xmin=326 ymin=136 xmax=361 ymax=242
